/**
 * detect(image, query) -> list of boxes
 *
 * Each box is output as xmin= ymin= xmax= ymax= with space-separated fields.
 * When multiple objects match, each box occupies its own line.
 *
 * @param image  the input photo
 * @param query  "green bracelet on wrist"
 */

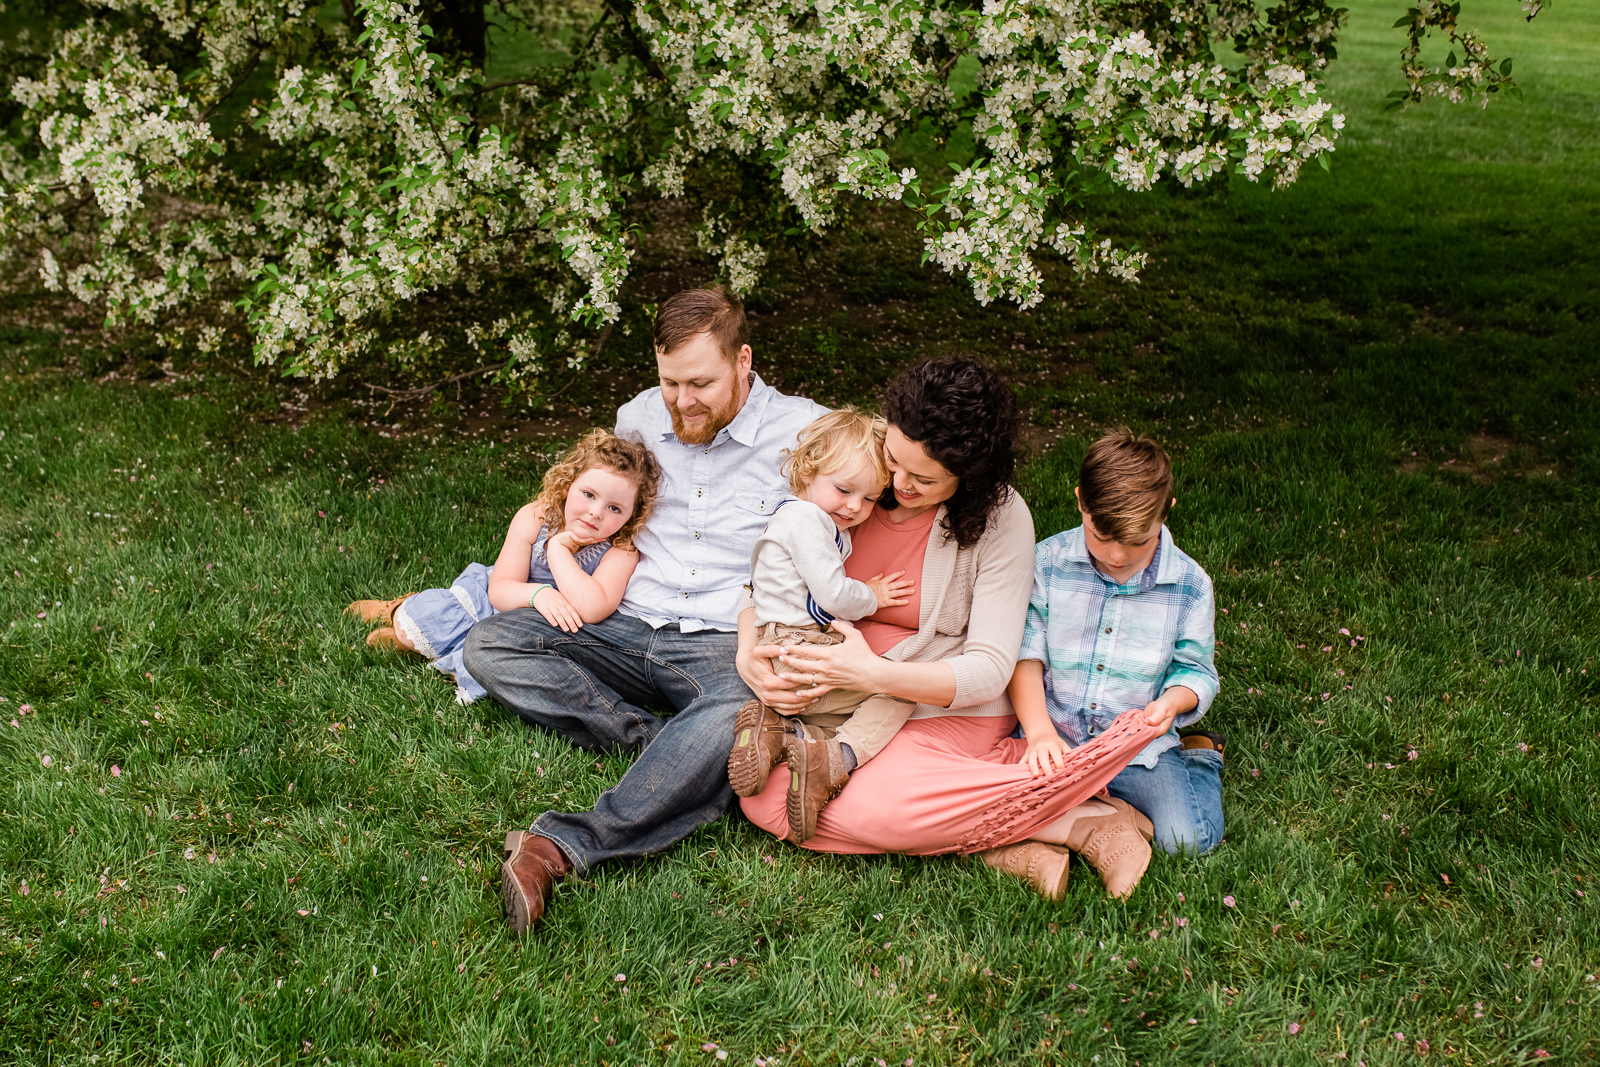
xmin=528 ymin=583 xmax=550 ymax=608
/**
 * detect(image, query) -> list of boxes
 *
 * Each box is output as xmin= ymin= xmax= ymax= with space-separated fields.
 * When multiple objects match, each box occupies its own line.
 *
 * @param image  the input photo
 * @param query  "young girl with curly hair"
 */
xmin=349 ymin=429 xmax=660 ymax=703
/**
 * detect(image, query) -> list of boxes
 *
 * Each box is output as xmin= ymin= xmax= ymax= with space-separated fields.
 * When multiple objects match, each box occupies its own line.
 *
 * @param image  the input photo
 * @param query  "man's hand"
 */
xmin=865 ymin=570 xmax=915 ymax=611
xmin=1023 ymin=734 xmax=1072 ymax=778
xmin=738 ymin=641 xmax=812 ymax=713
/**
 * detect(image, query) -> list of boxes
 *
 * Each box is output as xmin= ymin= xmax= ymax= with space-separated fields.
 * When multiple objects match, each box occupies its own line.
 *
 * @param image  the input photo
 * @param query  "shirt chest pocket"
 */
xmin=735 ymin=493 xmax=779 ymax=516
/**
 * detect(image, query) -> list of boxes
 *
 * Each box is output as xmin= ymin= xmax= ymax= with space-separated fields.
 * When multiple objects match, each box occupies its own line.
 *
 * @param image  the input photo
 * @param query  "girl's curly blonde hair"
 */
xmin=532 ymin=429 xmax=661 ymax=551
xmin=783 ymin=406 xmax=890 ymax=497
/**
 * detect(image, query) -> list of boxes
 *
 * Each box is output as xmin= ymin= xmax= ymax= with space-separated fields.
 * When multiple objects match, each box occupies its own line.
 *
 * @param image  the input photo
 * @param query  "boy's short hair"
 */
xmin=1078 ymin=427 xmax=1173 ymax=542
xmin=784 ymin=407 xmax=890 ymax=497
xmin=653 ymin=286 xmax=749 ymax=362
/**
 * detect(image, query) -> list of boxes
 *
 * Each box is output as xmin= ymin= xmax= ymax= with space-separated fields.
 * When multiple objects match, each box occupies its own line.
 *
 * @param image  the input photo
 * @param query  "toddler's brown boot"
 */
xmin=783 ymin=733 xmax=851 ymax=843
xmin=728 ymin=699 xmax=790 ymax=797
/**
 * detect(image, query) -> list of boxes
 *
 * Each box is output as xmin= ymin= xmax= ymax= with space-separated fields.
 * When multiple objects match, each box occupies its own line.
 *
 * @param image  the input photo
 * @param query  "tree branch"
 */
xmin=363 ymin=360 xmax=511 ymax=407
xmin=200 ymin=46 xmax=266 ymax=124
xmin=604 ymin=0 xmax=667 ymax=81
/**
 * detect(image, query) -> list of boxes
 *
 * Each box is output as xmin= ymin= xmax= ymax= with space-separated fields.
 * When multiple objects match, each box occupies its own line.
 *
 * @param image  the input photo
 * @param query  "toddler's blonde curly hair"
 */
xmin=783 ymin=407 xmax=890 ymax=497
xmin=531 ymin=430 xmax=660 ymax=551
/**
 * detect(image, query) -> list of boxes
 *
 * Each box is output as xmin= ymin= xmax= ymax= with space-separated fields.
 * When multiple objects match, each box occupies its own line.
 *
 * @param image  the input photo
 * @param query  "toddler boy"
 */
xmin=728 ymin=408 xmax=915 ymax=843
xmin=1007 ymin=427 xmax=1224 ymax=855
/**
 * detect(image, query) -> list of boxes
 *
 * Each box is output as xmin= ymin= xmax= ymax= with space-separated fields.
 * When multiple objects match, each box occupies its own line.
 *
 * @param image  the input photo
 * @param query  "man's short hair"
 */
xmin=653 ymin=286 xmax=749 ymax=362
xmin=1078 ymin=427 xmax=1174 ymax=542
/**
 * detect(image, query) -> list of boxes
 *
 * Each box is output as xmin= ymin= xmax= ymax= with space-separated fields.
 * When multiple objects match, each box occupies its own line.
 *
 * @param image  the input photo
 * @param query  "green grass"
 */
xmin=4 ymin=1 xmax=1600 ymax=1063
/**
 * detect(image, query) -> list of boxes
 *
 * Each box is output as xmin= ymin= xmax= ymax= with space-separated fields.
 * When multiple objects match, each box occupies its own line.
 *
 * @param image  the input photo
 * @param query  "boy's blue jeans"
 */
xmin=1107 ymin=746 xmax=1224 ymax=856
xmin=461 ymin=609 xmax=750 ymax=876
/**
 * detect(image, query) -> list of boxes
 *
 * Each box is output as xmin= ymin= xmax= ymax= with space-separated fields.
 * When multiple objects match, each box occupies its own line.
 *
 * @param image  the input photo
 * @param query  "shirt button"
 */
xmin=1096 ymin=664 xmax=1104 ymax=671
xmin=1090 ymin=702 xmax=1097 ymax=710
xmin=682 ymin=592 xmax=689 ymax=598
xmin=697 ymin=488 xmax=704 ymax=497
xmin=691 ymin=568 xmax=697 ymax=574
xmin=693 ymin=532 xmax=700 ymax=539
xmin=1105 ymin=627 xmax=1112 ymax=633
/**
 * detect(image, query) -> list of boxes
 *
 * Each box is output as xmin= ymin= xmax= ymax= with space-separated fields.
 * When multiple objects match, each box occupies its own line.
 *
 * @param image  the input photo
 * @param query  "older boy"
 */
xmin=1008 ymin=428 xmax=1223 ymax=856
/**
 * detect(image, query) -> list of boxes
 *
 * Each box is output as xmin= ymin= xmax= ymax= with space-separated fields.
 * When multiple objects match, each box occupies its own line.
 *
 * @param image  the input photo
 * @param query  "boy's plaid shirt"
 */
xmin=1019 ymin=525 xmax=1218 ymax=768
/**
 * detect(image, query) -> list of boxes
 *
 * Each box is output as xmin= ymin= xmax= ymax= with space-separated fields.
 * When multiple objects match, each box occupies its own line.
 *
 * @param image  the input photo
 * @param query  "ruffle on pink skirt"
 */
xmin=739 ymin=709 xmax=1164 ymax=855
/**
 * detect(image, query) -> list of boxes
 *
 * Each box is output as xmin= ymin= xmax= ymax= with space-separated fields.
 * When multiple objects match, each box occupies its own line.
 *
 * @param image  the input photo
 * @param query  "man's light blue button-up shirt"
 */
xmin=616 ymin=373 xmax=827 ymax=632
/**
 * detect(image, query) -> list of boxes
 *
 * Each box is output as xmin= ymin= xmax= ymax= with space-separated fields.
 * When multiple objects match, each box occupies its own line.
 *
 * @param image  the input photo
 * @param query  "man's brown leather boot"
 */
xmin=501 ymin=830 xmax=572 ymax=935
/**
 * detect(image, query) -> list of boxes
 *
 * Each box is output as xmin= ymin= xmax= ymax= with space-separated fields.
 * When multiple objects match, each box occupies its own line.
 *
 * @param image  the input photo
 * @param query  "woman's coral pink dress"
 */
xmin=740 ymin=505 xmax=1163 ymax=854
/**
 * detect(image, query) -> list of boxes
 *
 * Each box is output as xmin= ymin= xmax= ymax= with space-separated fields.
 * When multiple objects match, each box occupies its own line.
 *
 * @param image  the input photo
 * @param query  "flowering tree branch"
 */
xmin=0 ymin=0 xmax=1542 ymax=390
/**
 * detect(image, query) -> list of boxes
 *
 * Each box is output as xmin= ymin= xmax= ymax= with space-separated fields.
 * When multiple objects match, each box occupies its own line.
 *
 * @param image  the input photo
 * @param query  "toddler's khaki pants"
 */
xmin=757 ymin=620 xmax=915 ymax=764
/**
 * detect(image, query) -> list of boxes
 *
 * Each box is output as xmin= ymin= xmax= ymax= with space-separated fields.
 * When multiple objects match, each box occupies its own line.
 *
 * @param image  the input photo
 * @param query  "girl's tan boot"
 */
xmin=345 ymin=594 xmax=415 ymax=626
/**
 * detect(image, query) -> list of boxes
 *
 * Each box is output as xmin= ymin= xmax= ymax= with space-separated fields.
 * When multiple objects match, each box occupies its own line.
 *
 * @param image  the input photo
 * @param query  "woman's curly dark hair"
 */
xmin=880 ymin=357 xmax=1020 ymax=548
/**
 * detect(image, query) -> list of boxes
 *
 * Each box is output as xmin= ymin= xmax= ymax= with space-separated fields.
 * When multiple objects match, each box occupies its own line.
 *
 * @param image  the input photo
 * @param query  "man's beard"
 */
xmin=670 ymin=395 xmax=739 ymax=445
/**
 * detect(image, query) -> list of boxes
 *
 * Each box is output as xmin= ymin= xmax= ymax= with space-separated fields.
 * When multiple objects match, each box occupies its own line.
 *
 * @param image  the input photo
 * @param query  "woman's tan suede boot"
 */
xmin=979 ymin=841 xmax=1072 ymax=902
xmin=1062 ymin=797 xmax=1155 ymax=900
xmin=345 ymin=594 xmax=414 ymax=626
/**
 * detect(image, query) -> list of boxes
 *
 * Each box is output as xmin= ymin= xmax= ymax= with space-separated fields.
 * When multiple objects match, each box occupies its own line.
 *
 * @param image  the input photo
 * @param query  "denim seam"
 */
xmin=529 ymin=816 xmax=589 ymax=877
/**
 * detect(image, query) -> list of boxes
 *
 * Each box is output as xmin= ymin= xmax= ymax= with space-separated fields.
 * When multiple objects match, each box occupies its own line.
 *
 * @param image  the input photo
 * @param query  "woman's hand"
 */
xmin=533 ymin=587 xmax=584 ymax=633
xmin=1022 ymin=734 xmax=1072 ymax=778
xmin=773 ymin=619 xmax=881 ymax=700
xmin=865 ymin=570 xmax=915 ymax=611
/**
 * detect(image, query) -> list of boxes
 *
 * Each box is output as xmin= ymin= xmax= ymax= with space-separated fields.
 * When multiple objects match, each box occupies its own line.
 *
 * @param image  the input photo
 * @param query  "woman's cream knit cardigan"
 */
xmin=886 ymin=488 xmax=1036 ymax=719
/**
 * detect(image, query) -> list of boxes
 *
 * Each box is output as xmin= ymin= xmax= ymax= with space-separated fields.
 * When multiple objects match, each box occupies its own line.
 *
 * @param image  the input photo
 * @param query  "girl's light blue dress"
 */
xmin=393 ymin=527 xmax=610 ymax=704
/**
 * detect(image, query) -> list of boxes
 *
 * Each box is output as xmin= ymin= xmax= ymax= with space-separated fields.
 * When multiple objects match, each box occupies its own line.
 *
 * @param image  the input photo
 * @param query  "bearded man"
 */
xmin=463 ymin=286 xmax=826 ymax=933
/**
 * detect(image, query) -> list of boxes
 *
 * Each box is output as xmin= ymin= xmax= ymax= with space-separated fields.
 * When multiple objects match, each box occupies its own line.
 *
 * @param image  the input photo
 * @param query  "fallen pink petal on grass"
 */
xmin=111 ymin=765 xmax=121 ymax=777
xmin=1223 ymin=895 xmax=1236 ymax=907
xmin=297 ymin=909 xmax=309 ymax=916
xmin=1288 ymin=1022 xmax=1301 ymax=1035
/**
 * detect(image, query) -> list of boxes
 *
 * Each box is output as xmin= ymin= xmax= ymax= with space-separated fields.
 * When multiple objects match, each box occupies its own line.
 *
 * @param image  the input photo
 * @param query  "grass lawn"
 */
xmin=4 ymin=1 xmax=1599 ymax=1063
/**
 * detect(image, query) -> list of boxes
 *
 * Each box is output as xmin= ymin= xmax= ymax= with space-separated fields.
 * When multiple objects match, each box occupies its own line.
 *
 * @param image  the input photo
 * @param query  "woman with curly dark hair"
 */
xmin=737 ymin=358 xmax=1157 ymax=900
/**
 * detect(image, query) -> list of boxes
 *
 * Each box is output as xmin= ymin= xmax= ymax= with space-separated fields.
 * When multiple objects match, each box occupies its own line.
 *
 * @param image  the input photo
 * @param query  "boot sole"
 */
xmin=785 ymin=739 xmax=816 ymax=843
xmin=727 ymin=700 xmax=779 ymax=798
xmin=500 ymin=850 xmax=534 ymax=936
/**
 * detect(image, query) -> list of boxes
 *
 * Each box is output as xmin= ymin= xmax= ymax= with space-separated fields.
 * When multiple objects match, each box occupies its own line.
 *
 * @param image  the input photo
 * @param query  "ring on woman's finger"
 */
xmin=810 ymin=672 xmax=817 ymax=687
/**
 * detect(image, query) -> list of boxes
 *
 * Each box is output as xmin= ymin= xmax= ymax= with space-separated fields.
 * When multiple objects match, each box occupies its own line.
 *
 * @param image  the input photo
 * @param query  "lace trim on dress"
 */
xmin=952 ymin=709 xmax=1164 ymax=854
xmin=448 ymin=584 xmax=482 ymax=621
xmin=392 ymin=603 xmax=438 ymax=661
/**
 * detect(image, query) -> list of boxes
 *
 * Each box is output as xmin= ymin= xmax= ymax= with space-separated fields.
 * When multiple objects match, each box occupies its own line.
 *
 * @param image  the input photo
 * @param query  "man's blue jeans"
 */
xmin=462 ymin=609 xmax=751 ymax=875
xmin=1107 ymin=746 xmax=1224 ymax=856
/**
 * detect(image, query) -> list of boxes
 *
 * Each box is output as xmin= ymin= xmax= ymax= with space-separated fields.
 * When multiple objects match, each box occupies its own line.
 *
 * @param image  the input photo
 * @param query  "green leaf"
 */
xmin=1500 ymin=57 xmax=1514 ymax=76
xmin=1318 ymin=153 xmax=1330 ymax=172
